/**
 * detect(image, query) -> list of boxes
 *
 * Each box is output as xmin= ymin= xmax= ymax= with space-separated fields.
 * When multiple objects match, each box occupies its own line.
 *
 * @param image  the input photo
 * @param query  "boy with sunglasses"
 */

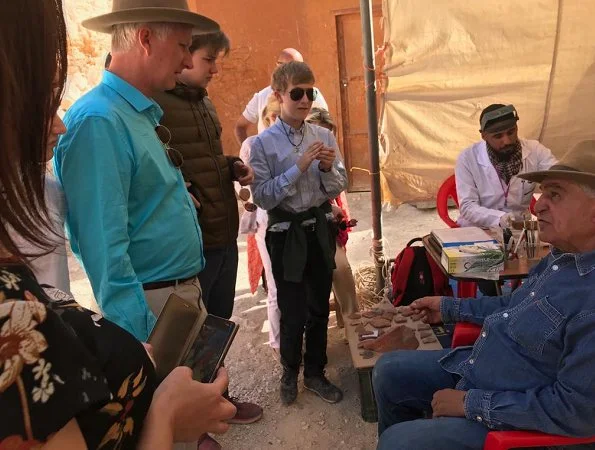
xmin=249 ymin=61 xmax=348 ymax=406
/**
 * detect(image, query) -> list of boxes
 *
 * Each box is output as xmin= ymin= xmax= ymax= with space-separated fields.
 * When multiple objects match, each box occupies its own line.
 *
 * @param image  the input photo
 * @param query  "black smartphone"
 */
xmin=183 ymin=314 xmax=239 ymax=383
xmin=147 ymin=293 xmax=206 ymax=382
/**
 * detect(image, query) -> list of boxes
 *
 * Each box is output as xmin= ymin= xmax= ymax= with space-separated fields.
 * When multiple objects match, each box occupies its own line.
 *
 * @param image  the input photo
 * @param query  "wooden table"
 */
xmin=422 ymin=234 xmax=549 ymax=287
xmin=344 ymin=302 xmax=443 ymax=422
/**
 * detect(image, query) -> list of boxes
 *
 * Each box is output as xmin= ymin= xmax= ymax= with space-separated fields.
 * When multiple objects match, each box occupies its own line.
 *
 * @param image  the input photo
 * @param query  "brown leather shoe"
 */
xmin=227 ymin=397 xmax=263 ymax=424
xmin=197 ymin=434 xmax=221 ymax=450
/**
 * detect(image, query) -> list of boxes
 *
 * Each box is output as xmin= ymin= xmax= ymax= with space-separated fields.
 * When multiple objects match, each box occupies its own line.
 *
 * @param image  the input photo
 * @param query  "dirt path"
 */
xmin=68 ymin=193 xmax=446 ymax=450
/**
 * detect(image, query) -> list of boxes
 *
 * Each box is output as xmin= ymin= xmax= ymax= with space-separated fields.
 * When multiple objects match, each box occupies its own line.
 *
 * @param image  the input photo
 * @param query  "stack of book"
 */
xmin=431 ymin=227 xmax=504 ymax=275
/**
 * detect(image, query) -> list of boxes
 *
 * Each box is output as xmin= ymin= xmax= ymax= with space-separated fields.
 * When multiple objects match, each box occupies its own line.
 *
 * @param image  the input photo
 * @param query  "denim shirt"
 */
xmin=440 ymin=249 xmax=595 ymax=436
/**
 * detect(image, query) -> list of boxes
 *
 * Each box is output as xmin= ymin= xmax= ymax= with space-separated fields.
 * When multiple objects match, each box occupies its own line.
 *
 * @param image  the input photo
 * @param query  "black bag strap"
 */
xmin=406 ymin=237 xmax=424 ymax=247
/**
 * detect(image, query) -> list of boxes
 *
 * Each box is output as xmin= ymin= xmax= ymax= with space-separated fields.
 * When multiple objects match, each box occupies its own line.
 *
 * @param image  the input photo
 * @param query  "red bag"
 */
xmin=390 ymin=238 xmax=453 ymax=306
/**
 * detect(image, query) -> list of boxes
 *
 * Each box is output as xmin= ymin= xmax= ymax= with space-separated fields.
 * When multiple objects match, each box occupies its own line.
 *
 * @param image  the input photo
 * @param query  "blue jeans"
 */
xmin=373 ymin=349 xmax=490 ymax=450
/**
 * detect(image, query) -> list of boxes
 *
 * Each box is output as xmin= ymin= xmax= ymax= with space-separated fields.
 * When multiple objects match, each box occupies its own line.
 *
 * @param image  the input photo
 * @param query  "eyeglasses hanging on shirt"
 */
xmin=238 ymin=187 xmax=257 ymax=212
xmin=155 ymin=124 xmax=184 ymax=168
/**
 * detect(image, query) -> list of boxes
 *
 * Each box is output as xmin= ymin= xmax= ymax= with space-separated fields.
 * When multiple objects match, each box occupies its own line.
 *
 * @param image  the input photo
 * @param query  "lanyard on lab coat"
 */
xmin=494 ymin=157 xmax=525 ymax=208
xmin=498 ymin=177 xmax=511 ymax=207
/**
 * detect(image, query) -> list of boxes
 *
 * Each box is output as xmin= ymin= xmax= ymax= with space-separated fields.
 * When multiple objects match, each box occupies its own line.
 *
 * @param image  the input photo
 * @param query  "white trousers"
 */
xmin=255 ymin=219 xmax=280 ymax=349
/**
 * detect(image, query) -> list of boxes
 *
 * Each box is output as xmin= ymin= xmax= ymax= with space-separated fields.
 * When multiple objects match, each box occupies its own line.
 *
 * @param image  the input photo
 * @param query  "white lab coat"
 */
xmin=455 ymin=139 xmax=557 ymax=228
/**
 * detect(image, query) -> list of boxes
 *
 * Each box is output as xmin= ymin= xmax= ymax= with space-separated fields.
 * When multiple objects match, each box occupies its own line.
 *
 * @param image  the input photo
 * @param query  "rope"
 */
xmin=350 ymin=166 xmax=381 ymax=176
xmin=353 ymin=237 xmax=393 ymax=309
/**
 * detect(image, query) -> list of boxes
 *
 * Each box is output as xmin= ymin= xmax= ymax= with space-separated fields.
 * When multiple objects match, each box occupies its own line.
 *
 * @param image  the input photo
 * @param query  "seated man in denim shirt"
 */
xmin=373 ymin=140 xmax=595 ymax=450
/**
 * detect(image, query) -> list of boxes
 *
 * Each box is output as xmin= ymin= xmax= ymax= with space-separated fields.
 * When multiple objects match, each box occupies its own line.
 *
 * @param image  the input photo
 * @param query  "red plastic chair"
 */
xmin=436 ymin=175 xmax=477 ymax=297
xmin=438 ymin=175 xmax=538 ymax=226
xmin=436 ymin=174 xmax=459 ymax=228
xmin=452 ymin=323 xmax=595 ymax=450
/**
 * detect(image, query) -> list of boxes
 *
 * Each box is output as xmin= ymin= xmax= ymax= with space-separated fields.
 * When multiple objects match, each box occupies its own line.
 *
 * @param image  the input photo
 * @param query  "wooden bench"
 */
xmin=344 ymin=302 xmax=443 ymax=422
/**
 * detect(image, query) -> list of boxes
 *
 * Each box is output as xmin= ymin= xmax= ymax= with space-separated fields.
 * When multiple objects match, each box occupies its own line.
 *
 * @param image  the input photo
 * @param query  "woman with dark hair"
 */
xmin=0 ymin=2 xmax=235 ymax=449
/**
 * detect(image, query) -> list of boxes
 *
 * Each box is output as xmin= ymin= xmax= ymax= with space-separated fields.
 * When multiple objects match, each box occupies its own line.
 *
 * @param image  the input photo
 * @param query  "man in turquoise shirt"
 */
xmin=54 ymin=4 xmax=220 ymax=343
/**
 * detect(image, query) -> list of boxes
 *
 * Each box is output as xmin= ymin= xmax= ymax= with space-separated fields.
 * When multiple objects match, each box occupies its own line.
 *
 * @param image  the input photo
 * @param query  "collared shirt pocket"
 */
xmin=508 ymin=296 xmax=565 ymax=356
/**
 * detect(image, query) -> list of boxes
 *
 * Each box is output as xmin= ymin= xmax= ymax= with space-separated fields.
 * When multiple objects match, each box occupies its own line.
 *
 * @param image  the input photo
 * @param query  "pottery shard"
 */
xmin=360 ymin=350 xmax=375 ymax=359
xmin=419 ymin=330 xmax=433 ymax=339
xmin=358 ymin=326 xmax=419 ymax=353
xmin=362 ymin=310 xmax=379 ymax=318
xmin=348 ymin=312 xmax=361 ymax=320
xmin=394 ymin=316 xmax=407 ymax=324
xmin=369 ymin=318 xmax=392 ymax=328
xmin=355 ymin=324 xmax=368 ymax=334
xmin=422 ymin=336 xmax=437 ymax=344
xmin=417 ymin=323 xmax=431 ymax=330
xmin=381 ymin=311 xmax=396 ymax=321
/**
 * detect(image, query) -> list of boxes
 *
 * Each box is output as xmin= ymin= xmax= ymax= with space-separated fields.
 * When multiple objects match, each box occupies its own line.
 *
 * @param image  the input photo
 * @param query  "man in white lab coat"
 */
xmin=455 ymin=104 xmax=557 ymax=229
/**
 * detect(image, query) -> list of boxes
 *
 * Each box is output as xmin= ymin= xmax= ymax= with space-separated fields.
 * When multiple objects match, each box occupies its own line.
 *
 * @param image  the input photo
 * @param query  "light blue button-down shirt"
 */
xmin=249 ymin=119 xmax=348 ymax=221
xmin=54 ymin=71 xmax=204 ymax=341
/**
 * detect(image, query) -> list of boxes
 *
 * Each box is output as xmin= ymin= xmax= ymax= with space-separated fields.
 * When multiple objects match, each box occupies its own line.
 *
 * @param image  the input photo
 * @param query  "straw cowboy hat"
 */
xmin=519 ymin=139 xmax=595 ymax=188
xmin=82 ymin=0 xmax=219 ymax=34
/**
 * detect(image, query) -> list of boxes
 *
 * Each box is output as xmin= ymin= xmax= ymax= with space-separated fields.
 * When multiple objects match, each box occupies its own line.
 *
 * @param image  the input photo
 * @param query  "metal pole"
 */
xmin=359 ymin=0 xmax=385 ymax=295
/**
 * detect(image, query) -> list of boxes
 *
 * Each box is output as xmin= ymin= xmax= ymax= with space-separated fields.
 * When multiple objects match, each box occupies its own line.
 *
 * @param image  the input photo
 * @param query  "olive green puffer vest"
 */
xmin=155 ymin=84 xmax=239 ymax=249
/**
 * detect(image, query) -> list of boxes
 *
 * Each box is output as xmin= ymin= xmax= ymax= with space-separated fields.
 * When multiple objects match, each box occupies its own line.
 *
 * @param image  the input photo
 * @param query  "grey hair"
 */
xmin=111 ymin=22 xmax=176 ymax=52
xmin=580 ymin=183 xmax=595 ymax=198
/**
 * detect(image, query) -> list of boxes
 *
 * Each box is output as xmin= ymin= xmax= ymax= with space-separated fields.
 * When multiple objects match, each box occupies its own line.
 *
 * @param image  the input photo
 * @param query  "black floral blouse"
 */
xmin=0 ymin=262 xmax=156 ymax=449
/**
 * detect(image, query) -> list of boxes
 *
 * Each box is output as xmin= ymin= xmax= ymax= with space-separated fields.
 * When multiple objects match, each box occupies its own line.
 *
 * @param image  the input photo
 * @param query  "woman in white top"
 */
xmin=239 ymin=95 xmax=282 ymax=356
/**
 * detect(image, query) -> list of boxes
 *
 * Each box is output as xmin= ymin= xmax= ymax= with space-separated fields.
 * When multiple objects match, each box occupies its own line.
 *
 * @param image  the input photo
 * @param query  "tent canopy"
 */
xmin=379 ymin=0 xmax=595 ymax=204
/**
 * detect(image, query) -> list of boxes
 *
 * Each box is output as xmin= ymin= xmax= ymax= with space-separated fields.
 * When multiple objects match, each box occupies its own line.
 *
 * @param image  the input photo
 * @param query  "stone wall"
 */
xmin=62 ymin=0 xmax=111 ymax=110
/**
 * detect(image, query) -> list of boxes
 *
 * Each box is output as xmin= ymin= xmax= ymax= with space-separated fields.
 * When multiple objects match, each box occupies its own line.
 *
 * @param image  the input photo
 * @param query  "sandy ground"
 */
xmin=68 ymin=192 xmax=447 ymax=450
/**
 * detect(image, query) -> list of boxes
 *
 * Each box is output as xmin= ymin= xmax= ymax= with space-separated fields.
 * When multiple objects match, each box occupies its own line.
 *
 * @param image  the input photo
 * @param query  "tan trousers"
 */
xmin=144 ymin=277 xmax=203 ymax=450
xmin=332 ymin=246 xmax=359 ymax=327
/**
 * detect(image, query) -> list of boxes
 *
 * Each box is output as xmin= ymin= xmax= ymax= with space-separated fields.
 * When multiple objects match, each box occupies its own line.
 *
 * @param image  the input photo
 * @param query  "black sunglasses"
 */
xmin=155 ymin=125 xmax=184 ymax=168
xmin=289 ymin=87 xmax=317 ymax=102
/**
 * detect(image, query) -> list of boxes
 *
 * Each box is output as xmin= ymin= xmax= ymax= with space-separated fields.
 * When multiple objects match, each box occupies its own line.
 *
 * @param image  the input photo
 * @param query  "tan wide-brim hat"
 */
xmin=518 ymin=139 xmax=595 ymax=188
xmin=82 ymin=0 xmax=219 ymax=34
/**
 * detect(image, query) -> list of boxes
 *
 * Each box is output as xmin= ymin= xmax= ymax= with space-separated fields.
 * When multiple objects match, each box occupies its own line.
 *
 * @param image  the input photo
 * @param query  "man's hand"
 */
xmin=499 ymin=212 xmax=515 ymax=229
xmin=409 ymin=296 xmax=443 ymax=324
xmin=233 ymin=161 xmax=254 ymax=186
xmin=185 ymin=182 xmax=201 ymax=209
xmin=331 ymin=204 xmax=344 ymax=221
xmin=432 ymin=389 xmax=467 ymax=418
xmin=297 ymin=142 xmax=324 ymax=172
xmin=317 ymin=146 xmax=336 ymax=171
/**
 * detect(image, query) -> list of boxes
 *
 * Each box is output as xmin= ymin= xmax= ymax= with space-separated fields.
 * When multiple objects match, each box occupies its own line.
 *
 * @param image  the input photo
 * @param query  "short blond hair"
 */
xmin=307 ymin=107 xmax=336 ymax=133
xmin=271 ymin=61 xmax=315 ymax=92
xmin=261 ymin=93 xmax=281 ymax=128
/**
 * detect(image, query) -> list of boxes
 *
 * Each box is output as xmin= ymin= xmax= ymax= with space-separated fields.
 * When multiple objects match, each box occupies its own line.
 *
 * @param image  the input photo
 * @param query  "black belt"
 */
xmin=143 ymin=274 xmax=197 ymax=291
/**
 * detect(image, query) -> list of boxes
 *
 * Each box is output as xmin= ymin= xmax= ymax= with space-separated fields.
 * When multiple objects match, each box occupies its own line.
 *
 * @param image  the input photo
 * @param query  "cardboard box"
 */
xmin=441 ymin=246 xmax=504 ymax=274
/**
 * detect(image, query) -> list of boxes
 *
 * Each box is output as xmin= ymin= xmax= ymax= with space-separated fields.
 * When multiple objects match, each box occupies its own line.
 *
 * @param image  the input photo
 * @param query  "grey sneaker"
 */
xmin=304 ymin=374 xmax=343 ymax=404
xmin=280 ymin=370 xmax=298 ymax=405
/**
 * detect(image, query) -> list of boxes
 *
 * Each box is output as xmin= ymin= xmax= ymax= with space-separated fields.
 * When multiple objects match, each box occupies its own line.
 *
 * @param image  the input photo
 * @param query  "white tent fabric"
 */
xmin=379 ymin=0 xmax=595 ymax=204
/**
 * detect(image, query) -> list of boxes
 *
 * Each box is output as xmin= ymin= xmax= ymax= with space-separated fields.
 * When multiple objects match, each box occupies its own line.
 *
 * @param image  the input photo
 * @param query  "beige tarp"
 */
xmin=379 ymin=0 xmax=595 ymax=204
